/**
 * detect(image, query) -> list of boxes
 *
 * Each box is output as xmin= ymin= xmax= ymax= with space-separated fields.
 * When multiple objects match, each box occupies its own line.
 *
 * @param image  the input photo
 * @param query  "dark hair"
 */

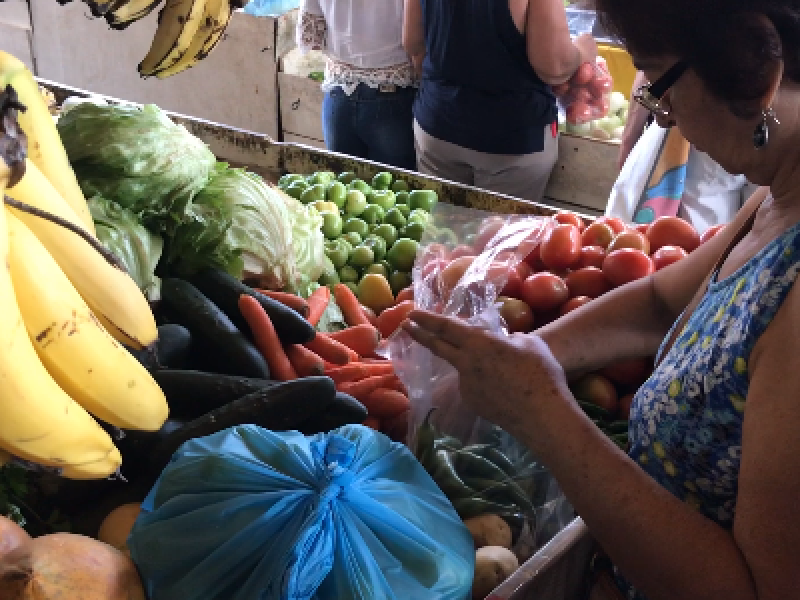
xmin=593 ymin=0 xmax=800 ymax=118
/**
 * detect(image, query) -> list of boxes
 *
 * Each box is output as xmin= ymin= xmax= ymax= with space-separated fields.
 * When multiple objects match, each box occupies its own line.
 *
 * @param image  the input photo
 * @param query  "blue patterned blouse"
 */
xmin=616 ymin=220 xmax=800 ymax=599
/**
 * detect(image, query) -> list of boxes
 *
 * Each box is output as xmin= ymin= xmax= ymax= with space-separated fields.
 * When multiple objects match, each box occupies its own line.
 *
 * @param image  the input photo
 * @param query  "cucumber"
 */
xmin=296 ymin=391 xmax=368 ymax=434
xmin=189 ymin=268 xmax=315 ymax=345
xmin=154 ymin=369 xmax=285 ymax=420
xmin=160 ymin=278 xmax=271 ymax=379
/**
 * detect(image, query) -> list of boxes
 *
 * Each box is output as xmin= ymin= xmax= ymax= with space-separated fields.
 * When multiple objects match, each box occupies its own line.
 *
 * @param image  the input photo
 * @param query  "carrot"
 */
xmin=385 ymin=376 xmax=408 ymax=394
xmin=376 ymin=300 xmax=415 ymax=339
xmin=325 ymin=324 xmax=381 ymax=356
xmin=363 ymin=388 xmax=411 ymax=419
xmin=255 ymin=290 xmax=309 ymax=318
xmin=325 ymin=362 xmax=395 ymax=384
xmin=238 ymin=295 xmax=297 ymax=381
xmin=305 ymin=333 xmax=355 ymax=365
xmin=395 ymin=287 xmax=414 ymax=305
xmin=306 ymin=286 xmax=330 ymax=326
xmin=334 ymin=283 xmax=371 ymax=327
xmin=286 ymin=344 xmax=325 ymax=377
xmin=337 ymin=374 xmax=397 ymax=402
xmin=360 ymin=304 xmax=379 ymax=327
xmin=363 ymin=416 xmax=382 ymax=431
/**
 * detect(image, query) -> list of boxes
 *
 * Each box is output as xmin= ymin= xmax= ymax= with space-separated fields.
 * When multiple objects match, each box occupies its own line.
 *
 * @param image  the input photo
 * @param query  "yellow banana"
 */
xmin=199 ymin=0 xmax=235 ymax=58
xmin=7 ymin=210 xmax=168 ymax=431
xmin=7 ymin=159 xmax=158 ymax=350
xmin=0 ymin=52 xmax=95 ymax=235
xmin=59 ymin=446 xmax=123 ymax=480
xmin=107 ymin=0 xmax=164 ymax=30
xmin=139 ymin=0 xmax=208 ymax=77
xmin=155 ymin=0 xmax=231 ymax=79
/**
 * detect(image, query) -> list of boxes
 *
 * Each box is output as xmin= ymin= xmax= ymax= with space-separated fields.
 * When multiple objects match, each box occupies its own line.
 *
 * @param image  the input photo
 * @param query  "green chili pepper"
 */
xmin=578 ymin=400 xmax=613 ymax=421
xmin=451 ymin=450 xmax=511 ymax=481
xmin=607 ymin=420 xmax=630 ymax=435
xmin=480 ymin=447 xmax=517 ymax=477
xmin=414 ymin=409 xmax=438 ymax=467
xmin=451 ymin=497 xmax=521 ymax=521
xmin=610 ymin=432 xmax=629 ymax=450
xmin=430 ymin=449 xmax=475 ymax=499
xmin=434 ymin=435 xmax=464 ymax=451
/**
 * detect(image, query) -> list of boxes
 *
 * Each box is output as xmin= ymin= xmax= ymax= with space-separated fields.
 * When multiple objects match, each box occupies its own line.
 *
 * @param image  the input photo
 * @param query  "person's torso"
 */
xmin=414 ymin=0 xmax=557 ymax=155
xmin=617 ymin=218 xmax=800 ymax=599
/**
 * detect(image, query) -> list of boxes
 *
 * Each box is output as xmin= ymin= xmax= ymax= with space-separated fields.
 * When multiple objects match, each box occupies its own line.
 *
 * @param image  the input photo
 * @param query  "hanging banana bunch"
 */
xmin=57 ymin=0 xmax=252 ymax=79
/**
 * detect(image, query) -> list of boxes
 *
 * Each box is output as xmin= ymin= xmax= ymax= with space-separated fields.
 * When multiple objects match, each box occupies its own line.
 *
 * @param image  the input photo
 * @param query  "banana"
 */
xmin=198 ymin=0 xmax=234 ymax=59
xmin=0 ymin=52 xmax=96 ymax=235
xmin=59 ymin=446 xmax=123 ymax=480
xmin=86 ymin=0 xmax=130 ymax=17
xmin=106 ymin=0 xmax=164 ymax=30
xmin=154 ymin=0 xmax=231 ymax=78
xmin=139 ymin=0 xmax=208 ymax=77
xmin=6 ymin=210 xmax=168 ymax=431
xmin=7 ymin=159 xmax=158 ymax=350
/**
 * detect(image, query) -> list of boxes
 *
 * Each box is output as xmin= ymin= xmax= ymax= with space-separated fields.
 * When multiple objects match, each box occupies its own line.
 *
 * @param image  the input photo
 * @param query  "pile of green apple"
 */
xmin=277 ymin=169 xmax=438 ymax=296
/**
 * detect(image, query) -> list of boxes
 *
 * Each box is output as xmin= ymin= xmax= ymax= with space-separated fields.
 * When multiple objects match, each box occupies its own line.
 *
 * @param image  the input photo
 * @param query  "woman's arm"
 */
xmin=525 ymin=0 xmax=596 ymax=84
xmin=617 ymin=71 xmax=651 ymax=170
xmin=403 ymin=0 xmax=425 ymax=61
xmin=537 ymin=186 xmax=769 ymax=377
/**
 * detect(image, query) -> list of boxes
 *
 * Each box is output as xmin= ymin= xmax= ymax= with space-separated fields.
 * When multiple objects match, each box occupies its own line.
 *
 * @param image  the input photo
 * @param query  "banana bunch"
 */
xmin=71 ymin=0 xmax=250 ymax=79
xmin=0 ymin=58 xmax=169 ymax=480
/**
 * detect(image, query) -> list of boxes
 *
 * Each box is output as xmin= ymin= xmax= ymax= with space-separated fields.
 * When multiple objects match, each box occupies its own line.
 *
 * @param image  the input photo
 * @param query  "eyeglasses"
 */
xmin=633 ymin=61 xmax=689 ymax=118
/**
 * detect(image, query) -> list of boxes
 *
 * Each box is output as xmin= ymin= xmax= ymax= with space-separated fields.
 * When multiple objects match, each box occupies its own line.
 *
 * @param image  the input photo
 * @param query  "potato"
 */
xmin=464 ymin=514 xmax=512 ymax=549
xmin=471 ymin=545 xmax=520 ymax=599
xmin=97 ymin=503 xmax=141 ymax=555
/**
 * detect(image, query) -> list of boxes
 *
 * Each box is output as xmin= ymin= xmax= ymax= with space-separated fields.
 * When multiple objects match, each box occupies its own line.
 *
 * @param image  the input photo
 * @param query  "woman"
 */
xmin=402 ymin=0 xmax=597 ymax=201
xmin=296 ymin=0 xmax=416 ymax=170
xmin=403 ymin=2 xmax=800 ymax=598
xmin=608 ymin=70 xmax=757 ymax=234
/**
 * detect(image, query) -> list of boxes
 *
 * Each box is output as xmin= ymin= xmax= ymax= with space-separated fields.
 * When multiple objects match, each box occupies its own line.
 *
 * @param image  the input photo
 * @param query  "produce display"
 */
xmin=65 ymin=0 xmax=249 ymax=78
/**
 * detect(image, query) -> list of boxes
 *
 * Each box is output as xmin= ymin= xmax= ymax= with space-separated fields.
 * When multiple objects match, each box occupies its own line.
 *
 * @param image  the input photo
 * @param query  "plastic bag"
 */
xmin=243 ymin=0 xmax=300 ymax=17
xmin=554 ymin=56 xmax=614 ymax=126
xmin=127 ymin=424 xmax=475 ymax=600
xmin=383 ymin=204 xmax=574 ymax=563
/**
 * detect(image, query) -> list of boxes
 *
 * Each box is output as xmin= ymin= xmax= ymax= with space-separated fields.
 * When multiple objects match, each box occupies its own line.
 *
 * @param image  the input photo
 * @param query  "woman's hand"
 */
xmin=402 ymin=310 xmax=571 ymax=445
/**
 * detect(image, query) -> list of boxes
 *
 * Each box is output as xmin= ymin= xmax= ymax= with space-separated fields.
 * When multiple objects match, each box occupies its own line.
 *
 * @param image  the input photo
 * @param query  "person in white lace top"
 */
xmin=297 ymin=0 xmax=417 ymax=169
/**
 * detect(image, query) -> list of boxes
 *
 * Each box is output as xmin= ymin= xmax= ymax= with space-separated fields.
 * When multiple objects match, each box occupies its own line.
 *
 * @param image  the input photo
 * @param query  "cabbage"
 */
xmin=57 ymin=103 xmax=216 ymax=233
xmin=280 ymin=189 xmax=327 ymax=295
xmin=89 ymin=195 xmax=164 ymax=302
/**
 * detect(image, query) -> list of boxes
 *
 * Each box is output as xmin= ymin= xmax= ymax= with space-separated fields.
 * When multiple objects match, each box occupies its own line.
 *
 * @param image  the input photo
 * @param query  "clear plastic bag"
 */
xmin=383 ymin=204 xmax=574 ymax=564
xmin=554 ymin=57 xmax=614 ymax=126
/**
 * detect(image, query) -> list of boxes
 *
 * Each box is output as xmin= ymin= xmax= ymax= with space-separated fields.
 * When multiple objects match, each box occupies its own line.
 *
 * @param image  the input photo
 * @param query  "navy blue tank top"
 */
xmin=414 ymin=0 xmax=557 ymax=155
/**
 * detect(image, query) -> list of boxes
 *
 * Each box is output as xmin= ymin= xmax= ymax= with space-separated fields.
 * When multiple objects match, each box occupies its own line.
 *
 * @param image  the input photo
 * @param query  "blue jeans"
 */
xmin=322 ymin=83 xmax=417 ymax=170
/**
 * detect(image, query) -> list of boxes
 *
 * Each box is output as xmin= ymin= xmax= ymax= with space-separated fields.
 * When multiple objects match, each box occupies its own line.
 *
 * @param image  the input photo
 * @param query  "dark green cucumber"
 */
xmin=296 ymin=391 xmax=368 ymax=434
xmin=150 ymin=376 xmax=337 ymax=469
xmin=154 ymin=369 xmax=285 ymax=420
xmin=189 ymin=268 xmax=315 ymax=345
xmin=160 ymin=278 xmax=270 ymax=379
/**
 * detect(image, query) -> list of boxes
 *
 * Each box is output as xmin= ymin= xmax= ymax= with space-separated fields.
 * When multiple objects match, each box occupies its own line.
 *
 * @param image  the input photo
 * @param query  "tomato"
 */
xmin=449 ymin=244 xmax=476 ymax=260
xmin=554 ymin=211 xmax=585 ymax=230
xmin=571 ymin=87 xmax=592 ymax=104
xmin=572 ymin=373 xmax=619 ymax=414
xmin=600 ymin=357 xmax=653 ymax=386
xmin=571 ymin=62 xmax=595 ymax=86
xmin=595 ymin=216 xmax=627 ymax=235
xmin=497 ymin=296 xmax=535 ymax=333
xmin=700 ymin=224 xmax=725 ymax=244
xmin=521 ymin=272 xmax=569 ymax=312
xmin=578 ymin=245 xmax=606 ymax=269
xmin=558 ymin=295 xmax=592 ymax=316
xmin=489 ymin=263 xmax=522 ymax=299
xmin=524 ymin=244 xmax=546 ymax=271
xmin=618 ymin=393 xmax=635 ymax=420
xmin=566 ymin=101 xmax=594 ymax=125
xmin=581 ymin=222 xmax=615 ymax=249
xmin=420 ymin=257 xmax=448 ymax=280
xmin=651 ymin=245 xmax=688 ymax=271
xmin=607 ymin=230 xmax=651 ymax=255
xmin=540 ymin=224 xmax=582 ymax=270
xmin=588 ymin=75 xmax=613 ymax=98
xmin=439 ymin=256 xmax=475 ymax=297
xmin=634 ymin=223 xmax=650 ymax=235
xmin=516 ymin=261 xmax=533 ymax=281
xmin=646 ymin=216 xmax=701 ymax=253
xmin=602 ymin=248 xmax=655 ymax=287
xmin=474 ymin=217 xmax=507 ymax=252
xmin=565 ymin=267 xmax=611 ymax=299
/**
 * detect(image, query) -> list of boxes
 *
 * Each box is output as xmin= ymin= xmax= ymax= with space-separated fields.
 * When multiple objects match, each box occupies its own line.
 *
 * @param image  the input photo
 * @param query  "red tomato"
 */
xmin=516 ymin=261 xmax=534 ymax=281
xmin=422 ymin=243 xmax=448 ymax=261
xmin=588 ymin=75 xmax=613 ymax=98
xmin=600 ymin=357 xmax=653 ymax=386
xmin=571 ymin=62 xmax=595 ymax=86
xmin=578 ymin=245 xmax=606 ymax=269
xmin=619 ymin=393 xmax=635 ymax=420
xmin=474 ymin=217 xmax=507 ymax=252
xmin=602 ymin=248 xmax=655 ymax=287
xmin=572 ymin=373 xmax=619 ymax=414
xmin=566 ymin=101 xmax=594 ymax=125
xmin=439 ymin=256 xmax=475 ymax=297
xmin=646 ymin=216 xmax=701 ymax=253
xmin=524 ymin=244 xmax=546 ymax=271
xmin=558 ymin=295 xmax=592 ymax=316
xmin=700 ymin=224 xmax=725 ymax=245
xmin=651 ymin=245 xmax=688 ymax=271
xmin=595 ymin=216 xmax=627 ymax=235
xmin=540 ymin=224 xmax=582 ymax=271
xmin=521 ymin=272 xmax=569 ymax=312
xmin=448 ymin=244 xmax=475 ymax=260
xmin=554 ymin=211 xmax=585 ymax=230
xmin=565 ymin=267 xmax=612 ymax=299
xmin=581 ymin=222 xmax=615 ymax=249
xmin=488 ymin=263 xmax=522 ymax=299
xmin=571 ymin=87 xmax=592 ymax=104
xmin=635 ymin=223 xmax=650 ymax=235
xmin=497 ymin=296 xmax=535 ymax=333
xmin=420 ymin=257 xmax=449 ymax=280
xmin=607 ymin=230 xmax=651 ymax=255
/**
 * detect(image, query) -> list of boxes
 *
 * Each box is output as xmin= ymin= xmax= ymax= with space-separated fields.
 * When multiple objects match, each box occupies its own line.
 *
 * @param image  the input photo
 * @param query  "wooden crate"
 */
xmin=278 ymin=71 xmax=325 ymax=143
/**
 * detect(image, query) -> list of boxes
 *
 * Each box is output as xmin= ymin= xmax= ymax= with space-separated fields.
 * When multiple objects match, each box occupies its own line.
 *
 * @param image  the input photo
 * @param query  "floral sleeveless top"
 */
xmin=616 ymin=220 xmax=800 ymax=599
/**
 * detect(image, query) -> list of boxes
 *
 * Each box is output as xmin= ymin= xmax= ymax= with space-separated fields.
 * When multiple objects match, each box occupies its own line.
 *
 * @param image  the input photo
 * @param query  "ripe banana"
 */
xmin=106 ymin=0 xmax=164 ymax=30
xmin=59 ymin=446 xmax=123 ymax=480
xmin=155 ymin=0 xmax=232 ymax=78
xmin=7 ymin=159 xmax=158 ymax=350
xmin=7 ymin=210 xmax=168 ymax=431
xmin=86 ymin=0 xmax=130 ymax=17
xmin=139 ymin=0 xmax=207 ymax=77
xmin=0 ymin=52 xmax=95 ymax=235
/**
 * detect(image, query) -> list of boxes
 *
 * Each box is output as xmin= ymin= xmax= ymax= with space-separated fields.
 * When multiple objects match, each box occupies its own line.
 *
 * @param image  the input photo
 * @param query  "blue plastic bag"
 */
xmin=127 ymin=424 xmax=475 ymax=600
xmin=243 ymin=0 xmax=300 ymax=17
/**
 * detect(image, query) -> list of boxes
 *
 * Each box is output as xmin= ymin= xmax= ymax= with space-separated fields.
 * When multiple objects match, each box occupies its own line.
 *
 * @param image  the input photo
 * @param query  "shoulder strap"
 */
xmin=655 ymin=207 xmax=761 ymax=367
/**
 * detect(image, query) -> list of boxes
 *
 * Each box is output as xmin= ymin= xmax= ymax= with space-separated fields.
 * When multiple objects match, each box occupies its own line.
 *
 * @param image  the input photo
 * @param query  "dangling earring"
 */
xmin=754 ymin=107 xmax=780 ymax=149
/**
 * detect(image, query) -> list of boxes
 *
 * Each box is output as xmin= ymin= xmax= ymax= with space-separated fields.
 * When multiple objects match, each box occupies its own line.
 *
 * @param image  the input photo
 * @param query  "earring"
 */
xmin=754 ymin=107 xmax=780 ymax=149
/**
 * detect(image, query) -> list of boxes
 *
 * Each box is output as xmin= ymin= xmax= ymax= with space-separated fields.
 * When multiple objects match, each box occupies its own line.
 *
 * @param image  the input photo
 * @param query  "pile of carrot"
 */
xmin=239 ymin=283 xmax=415 ymax=433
